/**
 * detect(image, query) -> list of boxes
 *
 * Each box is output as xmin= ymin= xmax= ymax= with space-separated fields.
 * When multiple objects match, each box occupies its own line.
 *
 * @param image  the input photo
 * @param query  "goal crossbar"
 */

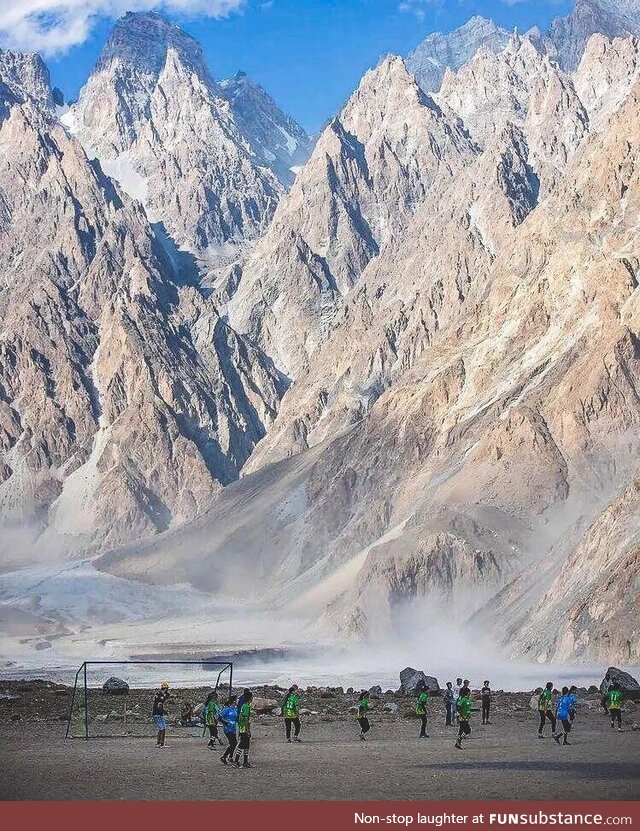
xmin=65 ymin=659 xmax=233 ymax=739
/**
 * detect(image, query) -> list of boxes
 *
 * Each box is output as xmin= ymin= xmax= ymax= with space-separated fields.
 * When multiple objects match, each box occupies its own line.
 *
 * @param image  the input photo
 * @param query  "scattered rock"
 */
xmin=399 ymin=667 xmax=440 ymax=696
xmin=10 ymin=713 xmax=21 ymax=721
xmin=347 ymin=687 xmax=354 ymax=695
xmin=600 ymin=668 xmax=640 ymax=700
xmin=529 ymin=695 xmax=539 ymax=711
xmin=384 ymin=702 xmax=399 ymax=714
xmin=369 ymin=685 xmax=382 ymax=695
xmin=102 ymin=677 xmax=130 ymax=695
xmin=588 ymin=685 xmax=599 ymax=693
xmin=94 ymin=714 xmax=108 ymax=723
xmin=54 ymin=689 xmax=68 ymax=696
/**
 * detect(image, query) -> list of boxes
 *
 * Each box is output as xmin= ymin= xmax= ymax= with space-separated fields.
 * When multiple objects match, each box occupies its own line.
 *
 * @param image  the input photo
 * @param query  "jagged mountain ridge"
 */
xmin=99 ymin=35 xmax=640 ymax=663
xmin=1 ymin=5 xmax=639 ymax=665
xmin=406 ymin=0 xmax=640 ymax=92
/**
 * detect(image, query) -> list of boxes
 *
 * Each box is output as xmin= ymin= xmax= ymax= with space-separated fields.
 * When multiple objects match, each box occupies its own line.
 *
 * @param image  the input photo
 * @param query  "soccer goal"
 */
xmin=65 ymin=659 xmax=233 ymax=739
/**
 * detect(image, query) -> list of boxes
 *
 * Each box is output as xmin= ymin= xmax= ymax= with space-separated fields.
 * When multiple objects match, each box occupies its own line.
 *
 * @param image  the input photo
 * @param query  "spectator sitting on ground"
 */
xmin=180 ymin=702 xmax=198 ymax=727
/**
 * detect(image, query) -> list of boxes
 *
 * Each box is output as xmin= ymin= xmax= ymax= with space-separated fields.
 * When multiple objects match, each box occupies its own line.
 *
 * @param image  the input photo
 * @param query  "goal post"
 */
xmin=65 ymin=659 xmax=233 ymax=739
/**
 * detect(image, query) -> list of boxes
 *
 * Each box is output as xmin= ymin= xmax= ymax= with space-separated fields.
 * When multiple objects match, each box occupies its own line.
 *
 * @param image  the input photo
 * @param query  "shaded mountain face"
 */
xmin=62 ymin=12 xmax=309 ymax=259
xmin=0 ymin=50 xmax=288 ymax=553
xmin=406 ymin=0 xmax=640 ymax=93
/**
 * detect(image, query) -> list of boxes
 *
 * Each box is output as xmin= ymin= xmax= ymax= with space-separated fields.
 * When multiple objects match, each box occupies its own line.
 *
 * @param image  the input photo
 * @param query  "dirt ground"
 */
xmin=0 ymin=681 xmax=638 ymax=801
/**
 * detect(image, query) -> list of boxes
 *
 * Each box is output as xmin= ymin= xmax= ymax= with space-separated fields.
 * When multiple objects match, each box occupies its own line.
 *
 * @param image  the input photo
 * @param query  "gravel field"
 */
xmin=0 ymin=680 xmax=638 ymax=801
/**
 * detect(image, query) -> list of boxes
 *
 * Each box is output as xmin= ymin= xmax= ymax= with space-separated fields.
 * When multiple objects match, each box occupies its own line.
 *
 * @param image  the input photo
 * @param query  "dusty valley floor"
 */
xmin=0 ymin=681 xmax=638 ymax=800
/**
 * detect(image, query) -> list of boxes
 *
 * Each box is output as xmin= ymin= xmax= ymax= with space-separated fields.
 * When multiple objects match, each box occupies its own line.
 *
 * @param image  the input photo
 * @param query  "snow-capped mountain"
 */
xmin=62 ymin=12 xmax=309 ymax=258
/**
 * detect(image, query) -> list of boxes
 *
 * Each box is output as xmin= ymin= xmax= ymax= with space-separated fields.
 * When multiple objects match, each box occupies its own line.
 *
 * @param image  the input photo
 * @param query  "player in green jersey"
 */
xmin=606 ymin=683 xmax=623 ymax=731
xmin=204 ymin=690 xmax=222 ymax=748
xmin=537 ymin=682 xmax=557 ymax=739
xmin=454 ymin=686 xmax=472 ymax=750
xmin=357 ymin=691 xmax=371 ymax=740
xmin=282 ymin=684 xmax=302 ymax=742
xmin=416 ymin=688 xmax=430 ymax=738
xmin=234 ymin=691 xmax=253 ymax=768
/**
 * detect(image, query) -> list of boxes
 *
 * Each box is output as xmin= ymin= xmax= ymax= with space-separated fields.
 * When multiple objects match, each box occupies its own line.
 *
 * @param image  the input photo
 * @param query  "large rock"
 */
xmin=251 ymin=697 xmax=279 ymax=714
xmin=102 ymin=677 xmax=129 ymax=695
xmin=399 ymin=668 xmax=440 ymax=696
xmin=600 ymin=668 xmax=640 ymax=700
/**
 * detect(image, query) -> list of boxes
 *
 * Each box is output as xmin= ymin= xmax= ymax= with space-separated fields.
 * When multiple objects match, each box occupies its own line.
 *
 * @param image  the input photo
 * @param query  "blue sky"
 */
xmin=19 ymin=0 xmax=573 ymax=133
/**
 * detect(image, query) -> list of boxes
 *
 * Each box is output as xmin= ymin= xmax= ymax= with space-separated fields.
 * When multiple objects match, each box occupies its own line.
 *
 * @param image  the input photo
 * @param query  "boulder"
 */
xmin=399 ymin=667 xmax=440 ymax=696
xmin=384 ymin=702 xmax=399 ymax=714
xmin=369 ymin=685 xmax=382 ymax=695
xmin=529 ymin=695 xmax=539 ymax=711
xmin=102 ymin=677 xmax=129 ymax=695
xmin=251 ymin=697 xmax=279 ymax=714
xmin=600 ymin=667 xmax=640 ymax=700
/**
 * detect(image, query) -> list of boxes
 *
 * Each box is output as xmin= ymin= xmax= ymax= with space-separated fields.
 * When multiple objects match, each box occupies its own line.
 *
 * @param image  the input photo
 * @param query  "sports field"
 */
xmin=1 ymin=683 xmax=637 ymax=801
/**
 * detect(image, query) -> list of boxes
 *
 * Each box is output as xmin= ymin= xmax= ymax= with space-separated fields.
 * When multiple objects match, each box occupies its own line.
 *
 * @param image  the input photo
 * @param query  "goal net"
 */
xmin=65 ymin=660 xmax=233 ymax=739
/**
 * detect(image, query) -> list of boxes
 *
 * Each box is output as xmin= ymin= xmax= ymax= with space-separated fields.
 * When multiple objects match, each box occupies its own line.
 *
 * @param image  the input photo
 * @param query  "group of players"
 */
xmin=150 ymin=676 xmax=627 ymax=767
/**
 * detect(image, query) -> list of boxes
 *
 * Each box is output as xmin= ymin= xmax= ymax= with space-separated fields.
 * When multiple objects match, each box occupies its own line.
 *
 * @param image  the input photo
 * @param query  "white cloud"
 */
xmin=0 ymin=0 xmax=246 ymax=56
xmin=398 ymin=0 xmax=442 ymax=21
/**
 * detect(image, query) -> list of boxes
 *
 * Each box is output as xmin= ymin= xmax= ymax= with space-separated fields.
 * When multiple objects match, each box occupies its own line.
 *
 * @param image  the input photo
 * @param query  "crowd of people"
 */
xmin=150 ymin=676 xmax=627 ymax=766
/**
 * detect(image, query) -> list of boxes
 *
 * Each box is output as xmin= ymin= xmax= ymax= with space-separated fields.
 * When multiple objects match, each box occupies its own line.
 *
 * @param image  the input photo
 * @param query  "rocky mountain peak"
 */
xmin=406 ymin=15 xmax=510 ymax=93
xmin=96 ymin=11 xmax=208 ymax=78
xmin=219 ymin=69 xmax=311 ymax=185
xmin=0 ymin=48 xmax=56 ymax=112
xmin=549 ymin=0 xmax=640 ymax=70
